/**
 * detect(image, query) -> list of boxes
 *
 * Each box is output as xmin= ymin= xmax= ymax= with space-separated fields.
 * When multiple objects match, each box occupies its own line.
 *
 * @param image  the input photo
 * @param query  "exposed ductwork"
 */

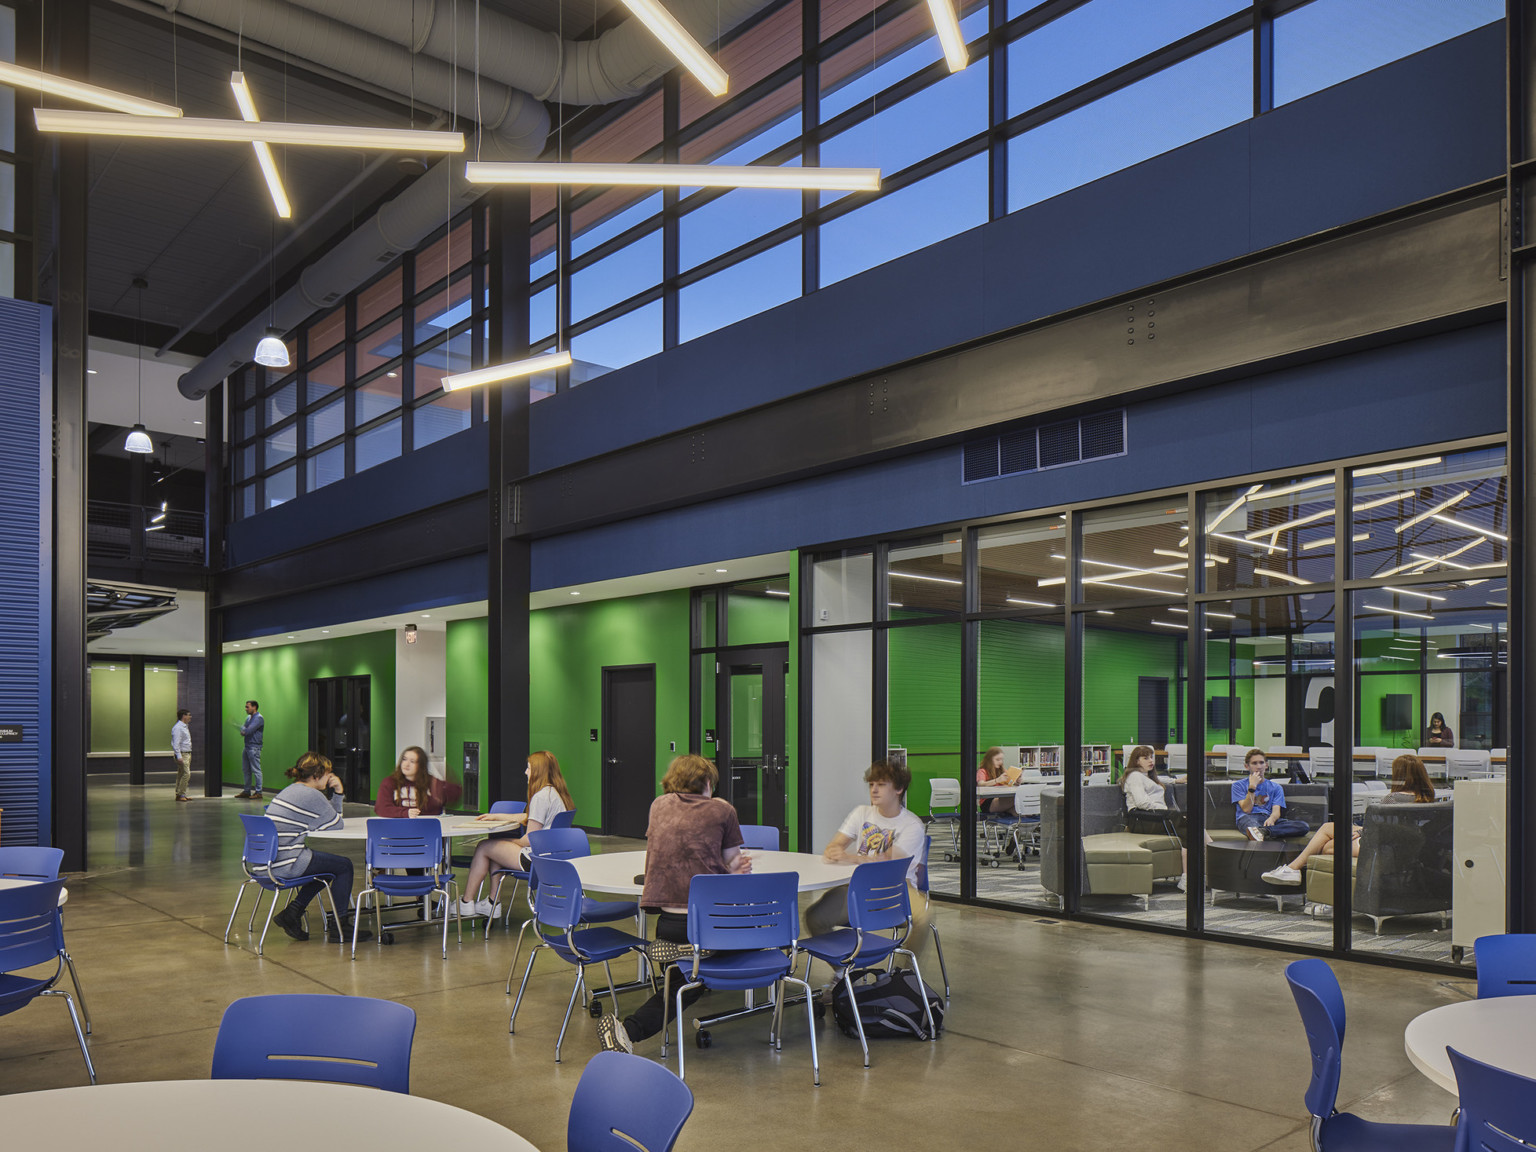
xmin=165 ymin=0 xmax=780 ymax=398
xmin=285 ymin=0 xmax=778 ymax=106
xmin=150 ymin=0 xmax=548 ymax=156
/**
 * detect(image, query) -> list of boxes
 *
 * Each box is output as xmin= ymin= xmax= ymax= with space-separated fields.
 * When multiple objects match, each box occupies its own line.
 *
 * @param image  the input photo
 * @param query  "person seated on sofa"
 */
xmin=1231 ymin=749 xmax=1309 ymax=842
xmin=1260 ymin=753 xmax=1436 ymax=885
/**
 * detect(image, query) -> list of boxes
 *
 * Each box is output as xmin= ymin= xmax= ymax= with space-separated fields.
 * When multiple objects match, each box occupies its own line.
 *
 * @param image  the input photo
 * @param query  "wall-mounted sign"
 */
xmin=0 ymin=725 xmax=22 ymax=742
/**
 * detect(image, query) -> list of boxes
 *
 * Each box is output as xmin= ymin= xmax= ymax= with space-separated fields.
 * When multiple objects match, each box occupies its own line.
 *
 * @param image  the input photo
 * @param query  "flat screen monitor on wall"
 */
xmin=1207 ymin=697 xmax=1242 ymax=729
xmin=1380 ymin=694 xmax=1414 ymax=731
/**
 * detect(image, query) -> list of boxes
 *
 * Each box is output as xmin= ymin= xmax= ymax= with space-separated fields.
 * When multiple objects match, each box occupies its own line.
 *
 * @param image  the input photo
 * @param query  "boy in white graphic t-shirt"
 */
xmin=805 ymin=758 xmax=929 ymax=938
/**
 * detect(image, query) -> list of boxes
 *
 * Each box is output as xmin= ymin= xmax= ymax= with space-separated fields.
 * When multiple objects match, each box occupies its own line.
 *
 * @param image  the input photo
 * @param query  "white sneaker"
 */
xmin=1262 ymin=866 xmax=1303 ymax=886
xmin=474 ymin=897 xmax=502 ymax=919
xmin=456 ymin=898 xmax=478 ymax=918
xmin=1245 ymin=826 xmax=1266 ymax=842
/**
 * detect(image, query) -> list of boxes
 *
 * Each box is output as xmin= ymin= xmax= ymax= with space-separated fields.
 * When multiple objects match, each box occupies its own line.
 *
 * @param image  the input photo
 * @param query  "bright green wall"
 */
xmin=446 ymin=618 xmax=490 ymax=802
xmin=221 ymin=632 xmax=396 ymax=790
xmin=889 ymin=622 xmax=962 ymax=820
xmin=727 ymin=591 xmax=790 ymax=646
xmin=89 ymin=660 xmax=182 ymax=753
xmin=1360 ymin=672 xmax=1423 ymax=749
xmin=1082 ymin=629 xmax=1182 ymax=748
xmin=445 ymin=579 xmax=801 ymax=846
xmin=529 ymin=590 xmax=691 ymax=822
xmin=979 ymin=619 xmax=1066 ymax=747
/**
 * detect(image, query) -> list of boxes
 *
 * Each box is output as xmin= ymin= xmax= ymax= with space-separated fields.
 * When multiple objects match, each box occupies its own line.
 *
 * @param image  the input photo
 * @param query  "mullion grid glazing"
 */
xmin=529 ymin=0 xmax=1278 ymax=379
xmin=805 ymin=435 xmax=1506 ymax=968
xmin=227 ymin=205 xmax=489 ymax=519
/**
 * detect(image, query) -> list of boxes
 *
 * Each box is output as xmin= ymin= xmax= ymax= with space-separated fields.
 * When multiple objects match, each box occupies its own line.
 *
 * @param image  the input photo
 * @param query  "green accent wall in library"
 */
xmin=221 ymin=632 xmax=396 ymax=792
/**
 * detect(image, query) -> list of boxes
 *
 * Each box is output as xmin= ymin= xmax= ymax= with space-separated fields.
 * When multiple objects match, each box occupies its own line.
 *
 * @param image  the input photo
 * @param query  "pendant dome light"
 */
xmin=124 ymin=275 xmax=154 ymax=454
xmin=254 ymin=330 xmax=289 ymax=367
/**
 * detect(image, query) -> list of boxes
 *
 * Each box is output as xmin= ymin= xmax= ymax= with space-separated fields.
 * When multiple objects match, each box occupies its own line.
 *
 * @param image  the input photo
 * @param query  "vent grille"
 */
xmin=961 ymin=410 xmax=1127 ymax=485
xmin=963 ymin=440 xmax=999 ymax=483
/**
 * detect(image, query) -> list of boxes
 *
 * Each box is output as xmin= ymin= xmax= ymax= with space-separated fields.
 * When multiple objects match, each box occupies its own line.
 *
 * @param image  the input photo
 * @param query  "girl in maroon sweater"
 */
xmin=374 ymin=746 xmax=461 ymax=817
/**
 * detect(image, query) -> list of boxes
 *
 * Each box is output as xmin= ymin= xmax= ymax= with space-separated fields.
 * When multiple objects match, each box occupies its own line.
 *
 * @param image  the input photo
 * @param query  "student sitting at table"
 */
xmin=1261 ymin=753 xmax=1437 ymax=885
xmin=1232 ymin=749 xmax=1310 ymax=843
xmin=375 ymin=746 xmax=461 ymax=817
xmin=803 ymin=758 xmax=928 ymax=939
xmin=596 ymin=754 xmax=748 ymax=1055
xmin=977 ymin=746 xmax=1016 ymax=815
xmin=269 ymin=752 xmax=371 ymax=943
xmin=457 ymin=750 xmax=573 ymax=920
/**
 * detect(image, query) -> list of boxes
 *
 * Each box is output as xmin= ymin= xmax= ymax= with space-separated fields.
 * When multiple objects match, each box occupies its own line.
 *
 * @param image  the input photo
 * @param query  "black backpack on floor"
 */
xmin=831 ymin=967 xmax=944 ymax=1040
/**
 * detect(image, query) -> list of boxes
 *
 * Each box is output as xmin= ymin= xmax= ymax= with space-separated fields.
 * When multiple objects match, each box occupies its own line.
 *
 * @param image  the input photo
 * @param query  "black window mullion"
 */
xmin=802 ymin=0 xmax=821 ymax=295
xmin=988 ymin=0 xmax=1007 ymax=220
xmin=663 ymin=71 xmax=681 ymax=352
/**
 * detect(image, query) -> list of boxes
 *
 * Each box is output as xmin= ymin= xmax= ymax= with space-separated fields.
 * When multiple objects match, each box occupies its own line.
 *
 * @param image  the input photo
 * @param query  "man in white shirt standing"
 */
xmin=171 ymin=708 xmax=193 ymax=803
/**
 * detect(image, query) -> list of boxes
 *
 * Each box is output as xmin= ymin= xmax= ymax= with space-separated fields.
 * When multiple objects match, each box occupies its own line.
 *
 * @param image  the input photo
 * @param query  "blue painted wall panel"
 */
xmin=0 ymin=299 xmax=51 ymax=845
xmin=530 ymin=322 xmax=1505 ymax=589
xmin=227 ymin=423 xmax=489 ymax=566
xmin=223 ymin=552 xmax=486 ymax=640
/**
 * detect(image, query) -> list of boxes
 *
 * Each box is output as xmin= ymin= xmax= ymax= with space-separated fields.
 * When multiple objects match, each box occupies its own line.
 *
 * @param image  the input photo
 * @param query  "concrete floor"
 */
xmin=0 ymin=779 xmax=1469 ymax=1151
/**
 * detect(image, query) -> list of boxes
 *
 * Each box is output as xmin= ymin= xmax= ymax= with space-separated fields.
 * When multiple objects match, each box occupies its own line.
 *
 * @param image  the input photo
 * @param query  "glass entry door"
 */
xmin=308 ymin=675 xmax=371 ymax=799
xmin=717 ymin=645 xmax=788 ymax=839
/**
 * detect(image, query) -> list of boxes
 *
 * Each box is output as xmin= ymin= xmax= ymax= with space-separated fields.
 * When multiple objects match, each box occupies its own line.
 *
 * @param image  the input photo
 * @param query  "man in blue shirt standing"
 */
xmin=237 ymin=700 xmax=265 ymax=800
xmin=1231 ymin=749 xmax=1308 ymax=841
xmin=171 ymin=708 xmax=192 ymax=802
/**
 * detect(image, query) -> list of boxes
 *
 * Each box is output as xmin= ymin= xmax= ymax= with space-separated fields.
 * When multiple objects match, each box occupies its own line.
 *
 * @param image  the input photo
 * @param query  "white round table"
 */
xmin=306 ymin=813 xmax=515 ymax=842
xmin=570 ymin=849 xmax=854 ymax=895
xmin=1404 ymin=998 xmax=1536 ymax=1093
xmin=0 ymin=1078 xmax=540 ymax=1151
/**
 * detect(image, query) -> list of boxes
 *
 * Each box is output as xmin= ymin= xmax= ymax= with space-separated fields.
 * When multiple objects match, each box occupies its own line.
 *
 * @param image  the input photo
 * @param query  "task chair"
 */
xmin=569 ymin=1051 xmax=694 ymax=1152
xmin=1284 ymin=958 xmax=1454 ymax=1152
xmin=0 ymin=879 xmax=93 ymax=1084
xmin=1473 ymin=934 xmax=1536 ymax=998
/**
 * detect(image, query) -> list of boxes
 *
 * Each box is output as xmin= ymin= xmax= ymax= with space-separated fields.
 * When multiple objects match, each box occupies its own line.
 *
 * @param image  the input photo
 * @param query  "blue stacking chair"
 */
xmin=569 ymin=1051 xmax=695 ymax=1152
xmin=212 ymin=994 xmax=416 ymax=1093
xmin=0 ymin=879 xmax=94 ymax=1083
xmin=1284 ymin=958 xmax=1455 ymax=1152
xmin=738 ymin=824 xmax=780 ymax=850
xmin=509 ymin=855 xmax=645 ymax=1062
xmin=915 ymin=835 xmax=951 ymax=1010
xmin=225 ymin=813 xmax=339 ymax=955
xmin=490 ymin=805 xmax=578 ymax=923
xmin=798 ymin=856 xmax=935 ymax=1068
xmin=671 ymin=871 xmax=819 ymax=1085
xmin=1449 ymin=1047 xmax=1536 ymax=1152
xmin=0 ymin=846 xmax=90 ymax=1034
xmin=355 ymin=818 xmax=461 ymax=958
xmin=1473 ymin=934 xmax=1536 ymax=998
xmin=505 ymin=827 xmax=640 ymax=992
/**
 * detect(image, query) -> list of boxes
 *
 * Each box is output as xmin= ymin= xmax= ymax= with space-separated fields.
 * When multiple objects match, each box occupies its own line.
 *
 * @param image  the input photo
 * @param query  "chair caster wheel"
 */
xmin=814 ymin=1001 xmax=827 ymax=1020
xmin=589 ymin=1001 xmax=603 ymax=1018
xmin=696 ymin=1030 xmax=712 ymax=1049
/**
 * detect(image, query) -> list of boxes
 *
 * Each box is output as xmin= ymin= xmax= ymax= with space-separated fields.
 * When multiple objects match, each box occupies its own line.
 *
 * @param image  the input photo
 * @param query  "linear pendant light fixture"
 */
xmin=465 ymin=161 xmax=881 ymax=192
xmin=0 ymin=60 xmax=182 ymax=116
xmin=924 ymin=0 xmax=970 ymax=71
xmin=230 ymin=72 xmax=292 ymax=219
xmin=33 ymin=109 xmax=464 ymax=151
xmin=617 ymin=0 xmax=729 ymax=95
xmin=442 ymin=350 xmax=574 ymax=392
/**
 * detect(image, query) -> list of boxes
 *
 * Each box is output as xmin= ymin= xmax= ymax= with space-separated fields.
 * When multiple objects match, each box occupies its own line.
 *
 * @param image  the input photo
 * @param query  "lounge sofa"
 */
xmin=1039 ymin=786 xmax=1182 ymax=905
xmin=1304 ymin=800 xmax=1454 ymax=932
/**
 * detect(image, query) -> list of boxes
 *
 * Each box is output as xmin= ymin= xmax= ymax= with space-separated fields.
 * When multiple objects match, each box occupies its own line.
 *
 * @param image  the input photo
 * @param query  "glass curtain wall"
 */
xmin=228 ymin=207 xmax=490 ymax=519
xmin=524 ymin=0 xmax=1499 ymax=395
xmin=805 ymin=438 xmax=1510 ymax=970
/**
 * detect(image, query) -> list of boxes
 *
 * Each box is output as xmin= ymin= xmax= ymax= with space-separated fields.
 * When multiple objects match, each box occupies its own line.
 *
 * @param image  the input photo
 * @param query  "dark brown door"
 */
xmin=602 ymin=665 xmax=656 ymax=838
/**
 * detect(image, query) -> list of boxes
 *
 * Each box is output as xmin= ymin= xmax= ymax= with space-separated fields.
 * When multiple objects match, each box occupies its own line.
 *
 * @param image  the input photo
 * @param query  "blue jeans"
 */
xmin=289 ymin=849 xmax=354 ymax=916
xmin=242 ymin=747 xmax=263 ymax=793
xmin=1236 ymin=813 xmax=1309 ymax=840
